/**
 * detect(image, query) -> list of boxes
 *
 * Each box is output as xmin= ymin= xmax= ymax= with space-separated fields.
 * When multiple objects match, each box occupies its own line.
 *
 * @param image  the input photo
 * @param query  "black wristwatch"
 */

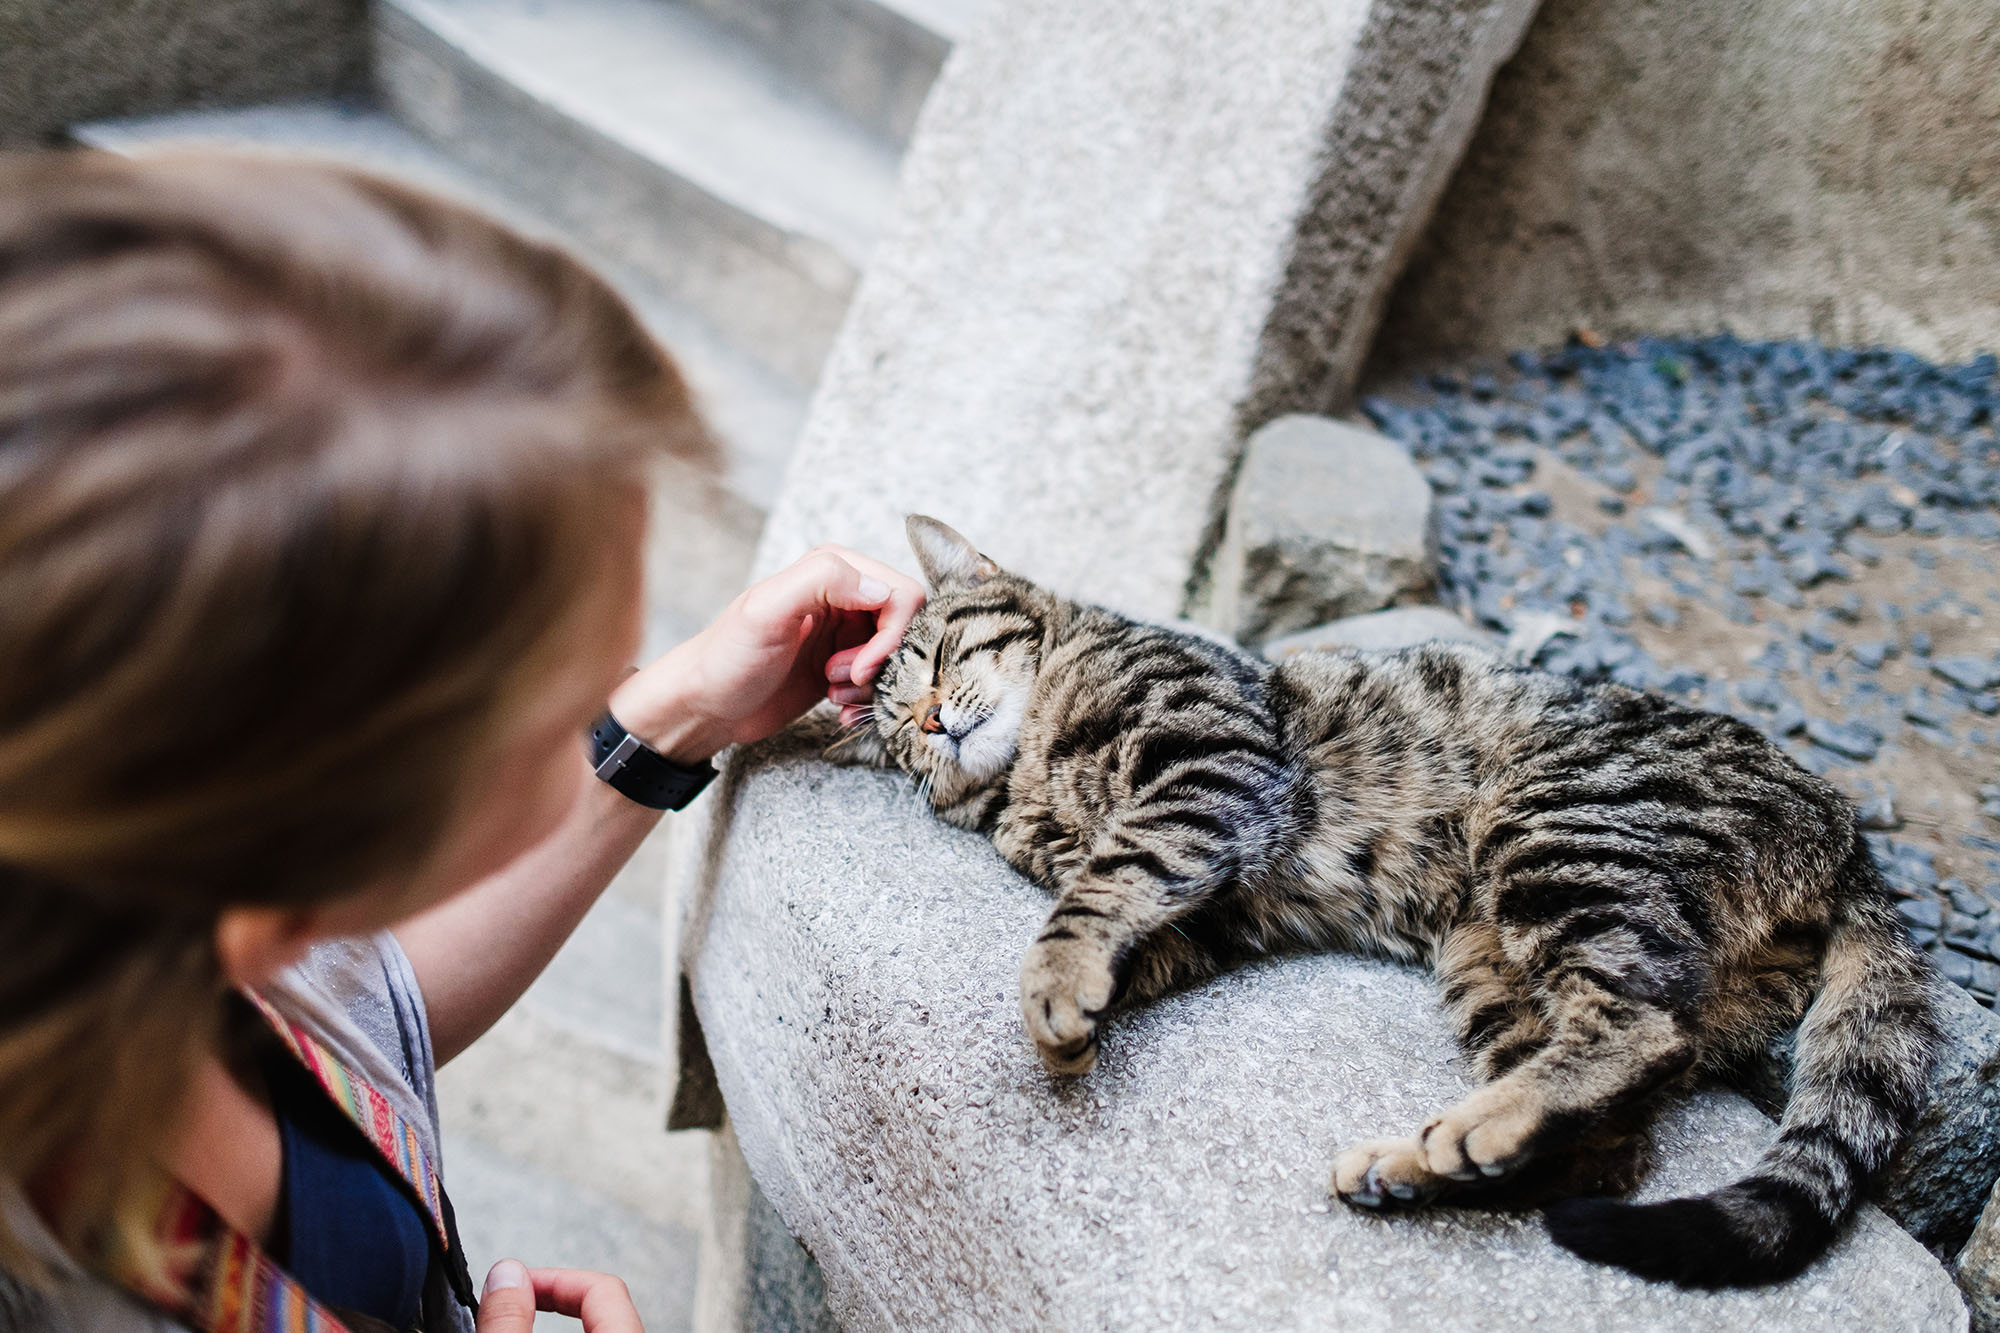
xmin=586 ymin=710 xmax=717 ymax=811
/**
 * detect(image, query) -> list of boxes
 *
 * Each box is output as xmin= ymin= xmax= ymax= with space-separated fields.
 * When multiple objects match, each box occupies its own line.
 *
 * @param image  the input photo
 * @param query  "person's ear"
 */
xmin=905 ymin=515 xmax=1000 ymax=590
xmin=214 ymin=905 xmax=322 ymax=987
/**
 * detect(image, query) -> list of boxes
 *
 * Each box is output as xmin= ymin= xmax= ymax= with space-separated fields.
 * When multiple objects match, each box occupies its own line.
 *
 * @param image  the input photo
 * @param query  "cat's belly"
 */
xmin=1266 ymin=826 xmax=1465 ymax=966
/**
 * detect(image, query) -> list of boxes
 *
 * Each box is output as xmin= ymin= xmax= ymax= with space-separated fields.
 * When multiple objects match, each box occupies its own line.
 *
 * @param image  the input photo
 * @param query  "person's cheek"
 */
xmin=423 ymin=725 xmax=588 ymax=909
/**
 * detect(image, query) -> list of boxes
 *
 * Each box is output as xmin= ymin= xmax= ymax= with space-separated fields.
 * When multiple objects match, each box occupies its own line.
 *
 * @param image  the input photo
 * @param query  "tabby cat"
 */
xmin=830 ymin=515 xmax=1943 ymax=1288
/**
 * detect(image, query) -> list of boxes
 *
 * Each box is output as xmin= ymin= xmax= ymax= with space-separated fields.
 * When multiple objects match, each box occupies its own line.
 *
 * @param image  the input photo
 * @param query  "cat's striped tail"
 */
xmin=1544 ymin=847 xmax=1943 ymax=1288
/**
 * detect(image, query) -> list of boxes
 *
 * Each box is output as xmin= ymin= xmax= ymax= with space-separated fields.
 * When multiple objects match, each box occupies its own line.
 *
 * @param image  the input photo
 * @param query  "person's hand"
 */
xmin=610 ymin=544 xmax=925 ymax=762
xmin=477 ymin=1259 xmax=644 ymax=1333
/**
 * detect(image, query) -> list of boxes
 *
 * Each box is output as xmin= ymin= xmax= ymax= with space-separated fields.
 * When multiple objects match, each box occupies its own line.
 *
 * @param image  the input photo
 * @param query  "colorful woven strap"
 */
xmin=240 ymin=989 xmax=450 ymax=1249
xmin=90 ymin=989 xmax=475 ymax=1332
xmin=101 ymin=1172 xmax=351 ymax=1333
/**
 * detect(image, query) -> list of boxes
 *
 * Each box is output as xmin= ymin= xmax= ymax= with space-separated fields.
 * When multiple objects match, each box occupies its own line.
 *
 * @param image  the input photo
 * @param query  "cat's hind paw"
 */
xmin=1331 ymin=1139 xmax=1448 ymax=1210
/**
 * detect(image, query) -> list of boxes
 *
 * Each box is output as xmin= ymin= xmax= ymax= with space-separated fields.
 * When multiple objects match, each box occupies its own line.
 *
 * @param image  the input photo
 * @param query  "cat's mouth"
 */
xmin=925 ymin=710 xmax=990 ymax=756
xmin=924 ymin=693 xmax=1024 ymax=784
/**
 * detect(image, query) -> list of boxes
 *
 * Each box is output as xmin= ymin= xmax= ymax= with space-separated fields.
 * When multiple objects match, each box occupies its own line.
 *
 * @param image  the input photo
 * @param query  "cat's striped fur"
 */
xmin=831 ymin=515 xmax=1943 ymax=1288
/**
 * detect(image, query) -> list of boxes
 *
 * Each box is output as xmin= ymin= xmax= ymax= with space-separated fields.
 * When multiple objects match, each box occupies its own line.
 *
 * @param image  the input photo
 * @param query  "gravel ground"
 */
xmin=1360 ymin=335 xmax=2000 ymax=1004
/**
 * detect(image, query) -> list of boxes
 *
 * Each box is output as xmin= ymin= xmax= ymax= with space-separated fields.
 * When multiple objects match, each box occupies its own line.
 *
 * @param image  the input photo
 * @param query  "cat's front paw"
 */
xmin=1020 ymin=936 xmax=1116 ymax=1075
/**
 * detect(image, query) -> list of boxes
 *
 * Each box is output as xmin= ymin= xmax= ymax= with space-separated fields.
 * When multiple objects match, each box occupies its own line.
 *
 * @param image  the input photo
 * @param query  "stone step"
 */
xmin=69 ymin=100 xmax=806 ymax=518
xmin=678 ymin=0 xmax=978 ymax=146
xmin=376 ymin=0 xmax=903 ymax=389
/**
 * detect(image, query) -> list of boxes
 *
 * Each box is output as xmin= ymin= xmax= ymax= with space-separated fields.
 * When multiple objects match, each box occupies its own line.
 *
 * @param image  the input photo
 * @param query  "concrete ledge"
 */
xmin=752 ymin=0 xmax=1545 ymax=618
xmin=671 ymin=718 xmax=1964 ymax=1329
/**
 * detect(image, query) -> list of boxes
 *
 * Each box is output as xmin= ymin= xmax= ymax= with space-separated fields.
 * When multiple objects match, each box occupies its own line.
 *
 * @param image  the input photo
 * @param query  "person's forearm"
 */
xmin=394 ymin=646 xmax=728 ymax=1064
xmin=393 ymin=763 xmax=661 ymax=1065
xmin=391 ymin=540 xmax=926 ymax=1065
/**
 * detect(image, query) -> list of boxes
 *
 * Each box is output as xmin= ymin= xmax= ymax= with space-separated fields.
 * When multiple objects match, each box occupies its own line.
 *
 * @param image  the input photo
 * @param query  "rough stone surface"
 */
xmin=692 ymin=1121 xmax=837 ymax=1333
xmin=1740 ymin=982 xmax=2000 ymax=1263
xmin=748 ymin=0 xmax=1545 ymax=618
xmin=434 ymin=856 xmax=711 ymax=1331
xmin=1208 ymin=415 xmax=1437 ymax=644
xmin=0 ymin=0 xmax=366 ymax=144
xmin=670 ymin=717 xmax=1964 ymax=1330
xmin=1367 ymin=0 xmax=2000 ymax=377
xmin=1857 ymin=983 xmax=2000 ymax=1255
xmin=1954 ymin=1176 xmax=2000 ymax=1333
xmin=1261 ymin=605 xmax=1498 ymax=660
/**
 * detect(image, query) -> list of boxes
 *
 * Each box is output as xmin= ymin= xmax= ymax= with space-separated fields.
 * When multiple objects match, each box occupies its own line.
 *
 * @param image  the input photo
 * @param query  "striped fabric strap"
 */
xmin=102 ymin=1172 xmax=351 ymax=1333
xmin=240 ymin=989 xmax=451 ymax=1249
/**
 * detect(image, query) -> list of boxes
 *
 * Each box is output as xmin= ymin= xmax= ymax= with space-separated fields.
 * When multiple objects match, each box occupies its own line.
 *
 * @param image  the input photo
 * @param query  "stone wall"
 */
xmin=1365 ymin=0 xmax=2000 ymax=378
xmin=0 ymin=0 xmax=367 ymax=145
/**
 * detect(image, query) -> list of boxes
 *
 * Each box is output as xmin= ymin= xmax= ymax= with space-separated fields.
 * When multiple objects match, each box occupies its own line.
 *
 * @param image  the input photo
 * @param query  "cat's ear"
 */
xmin=823 ymin=719 xmax=891 ymax=768
xmin=906 ymin=514 xmax=1000 ymax=590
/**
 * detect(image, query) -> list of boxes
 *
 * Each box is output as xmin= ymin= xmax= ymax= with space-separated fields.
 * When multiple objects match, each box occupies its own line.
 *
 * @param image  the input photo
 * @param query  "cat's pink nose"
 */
xmin=921 ymin=704 xmax=945 ymax=734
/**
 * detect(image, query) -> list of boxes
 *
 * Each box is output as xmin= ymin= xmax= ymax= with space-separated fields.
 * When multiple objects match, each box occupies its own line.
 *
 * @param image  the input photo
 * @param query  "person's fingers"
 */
xmin=825 ymin=634 xmax=874 ymax=684
xmin=828 ymin=682 xmax=871 ymax=706
xmin=739 ymin=545 xmax=921 ymax=690
xmin=838 ymin=704 xmax=869 ymax=729
xmin=735 ymin=550 xmax=881 ymax=651
xmin=528 ymin=1268 xmax=646 ymax=1333
xmin=847 ymin=578 xmax=925 ymax=683
xmin=810 ymin=545 xmax=925 ymax=684
xmin=475 ymin=1260 xmax=536 ymax=1333
xmin=795 ymin=548 xmax=896 ymax=614
xmin=812 ymin=543 xmax=913 ymax=592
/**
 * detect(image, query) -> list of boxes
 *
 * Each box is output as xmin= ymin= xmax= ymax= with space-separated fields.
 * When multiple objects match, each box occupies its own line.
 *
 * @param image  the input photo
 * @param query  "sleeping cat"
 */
xmin=829 ymin=514 xmax=1942 ymax=1289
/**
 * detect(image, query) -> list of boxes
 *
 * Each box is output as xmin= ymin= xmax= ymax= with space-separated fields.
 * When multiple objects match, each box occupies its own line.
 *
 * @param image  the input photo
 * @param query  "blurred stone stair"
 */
xmin=70 ymin=0 xmax=973 ymax=1325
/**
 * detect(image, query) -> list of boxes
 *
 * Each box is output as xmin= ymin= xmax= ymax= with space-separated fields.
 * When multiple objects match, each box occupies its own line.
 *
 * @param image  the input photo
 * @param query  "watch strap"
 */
xmin=586 ymin=710 xmax=717 ymax=811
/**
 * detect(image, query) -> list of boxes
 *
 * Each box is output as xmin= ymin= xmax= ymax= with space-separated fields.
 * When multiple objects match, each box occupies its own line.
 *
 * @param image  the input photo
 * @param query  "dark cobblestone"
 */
xmin=1936 ymin=656 xmax=2000 ymax=692
xmin=1806 ymin=718 xmax=1883 ymax=761
xmin=1937 ymin=950 xmax=1977 ymax=988
xmin=1903 ymin=898 xmax=1947 ymax=931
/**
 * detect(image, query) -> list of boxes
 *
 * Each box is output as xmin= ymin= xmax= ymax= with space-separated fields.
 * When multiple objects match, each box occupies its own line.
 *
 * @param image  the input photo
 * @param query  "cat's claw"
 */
xmin=1330 ymin=1139 xmax=1445 ymax=1212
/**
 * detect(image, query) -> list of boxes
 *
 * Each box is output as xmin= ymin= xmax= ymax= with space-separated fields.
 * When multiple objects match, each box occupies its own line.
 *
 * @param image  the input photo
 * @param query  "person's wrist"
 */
xmin=608 ymin=640 xmax=734 ymax=766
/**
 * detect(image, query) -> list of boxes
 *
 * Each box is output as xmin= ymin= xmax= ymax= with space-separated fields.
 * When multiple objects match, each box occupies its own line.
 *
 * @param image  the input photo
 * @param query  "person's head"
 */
xmin=0 ymin=148 xmax=711 ymax=1277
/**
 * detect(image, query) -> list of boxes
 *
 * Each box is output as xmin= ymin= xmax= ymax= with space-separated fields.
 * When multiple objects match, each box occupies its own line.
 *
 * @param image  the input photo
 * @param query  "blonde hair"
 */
xmin=0 ymin=148 xmax=712 ymax=1279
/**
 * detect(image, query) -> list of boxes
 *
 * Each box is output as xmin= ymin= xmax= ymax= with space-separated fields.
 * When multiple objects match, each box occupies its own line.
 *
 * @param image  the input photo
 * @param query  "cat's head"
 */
xmin=826 ymin=515 xmax=1051 ymax=803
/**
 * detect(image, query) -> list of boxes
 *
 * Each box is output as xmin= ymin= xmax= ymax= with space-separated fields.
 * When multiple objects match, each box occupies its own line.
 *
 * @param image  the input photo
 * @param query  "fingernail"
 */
xmin=484 ymin=1259 xmax=527 ymax=1296
xmin=857 ymin=577 xmax=890 ymax=603
xmin=826 ymin=659 xmax=851 ymax=684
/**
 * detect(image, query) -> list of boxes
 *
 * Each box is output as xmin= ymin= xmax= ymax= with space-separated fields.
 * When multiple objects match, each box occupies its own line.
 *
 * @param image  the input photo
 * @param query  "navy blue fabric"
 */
xmin=262 ymin=1047 xmax=431 ymax=1331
